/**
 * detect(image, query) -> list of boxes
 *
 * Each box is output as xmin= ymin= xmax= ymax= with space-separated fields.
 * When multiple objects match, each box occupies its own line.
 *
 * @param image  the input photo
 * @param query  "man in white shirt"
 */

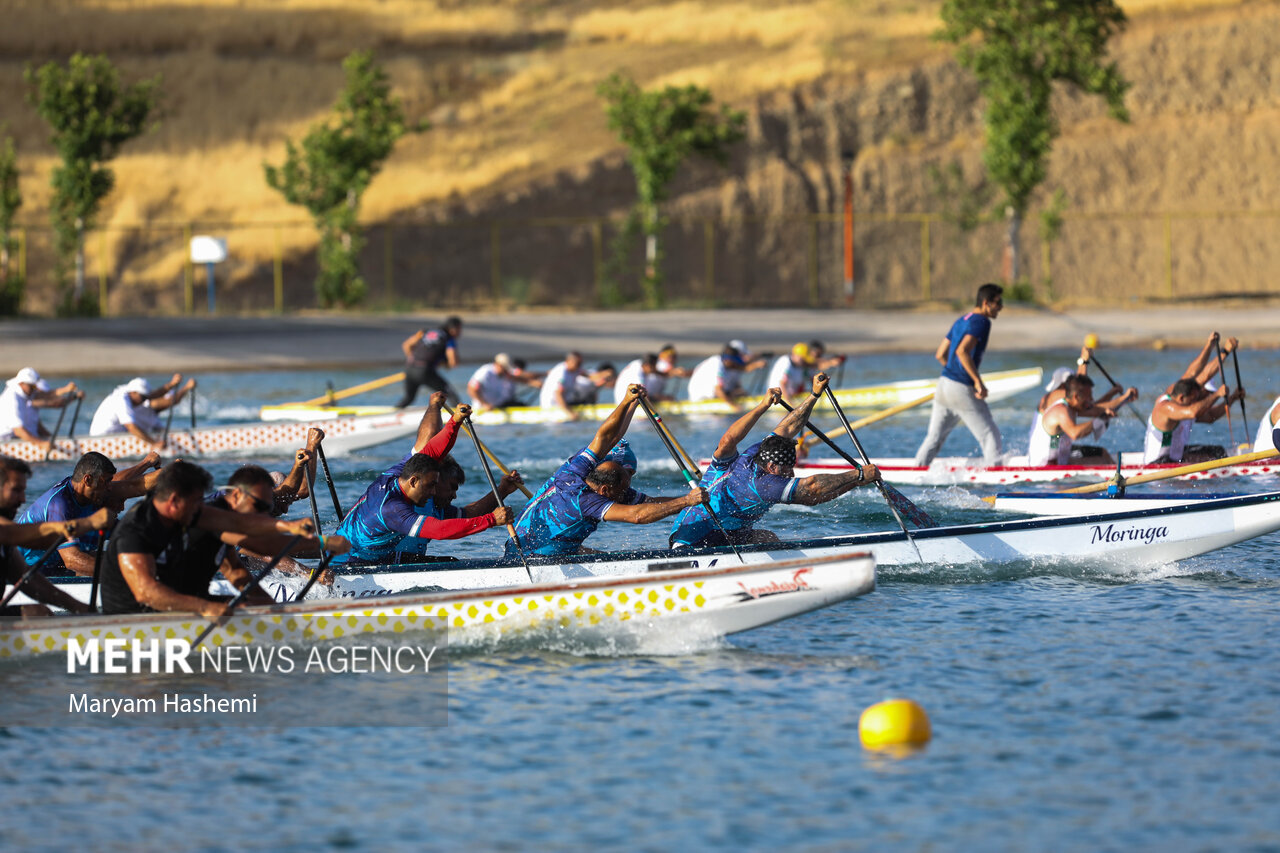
xmin=90 ymin=374 xmax=196 ymax=445
xmin=687 ymin=341 xmax=769 ymax=407
xmin=614 ymin=345 xmax=690 ymax=404
xmin=467 ymin=353 xmax=540 ymax=412
xmin=0 ymin=367 xmax=80 ymax=449
xmin=540 ymin=352 xmax=587 ymax=419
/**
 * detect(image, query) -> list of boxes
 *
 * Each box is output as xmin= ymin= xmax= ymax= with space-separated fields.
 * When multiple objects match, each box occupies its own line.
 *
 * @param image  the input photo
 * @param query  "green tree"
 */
xmin=26 ymin=53 xmax=160 ymax=316
xmin=266 ymin=50 xmax=419 ymax=308
xmin=599 ymin=72 xmax=745 ymax=308
xmin=937 ymin=0 xmax=1129 ymax=283
xmin=0 ymin=132 xmax=22 ymax=315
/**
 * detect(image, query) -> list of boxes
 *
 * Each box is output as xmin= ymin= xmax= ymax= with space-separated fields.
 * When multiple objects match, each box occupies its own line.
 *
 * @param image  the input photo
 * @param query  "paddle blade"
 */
xmin=882 ymin=483 xmax=937 ymax=529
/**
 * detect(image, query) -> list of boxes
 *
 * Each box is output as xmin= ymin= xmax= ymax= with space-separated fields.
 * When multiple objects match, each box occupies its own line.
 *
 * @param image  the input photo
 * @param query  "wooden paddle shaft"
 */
xmin=804 ymin=392 xmax=934 ymax=447
xmin=1059 ymin=448 xmax=1280 ymax=494
xmin=296 ymin=372 xmax=406 ymax=407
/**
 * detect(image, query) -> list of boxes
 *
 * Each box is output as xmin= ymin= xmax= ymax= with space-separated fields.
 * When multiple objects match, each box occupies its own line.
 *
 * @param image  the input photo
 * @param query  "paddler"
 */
xmin=1028 ymin=375 xmax=1129 ymax=467
xmin=96 ymin=460 xmax=321 ymax=620
xmin=1028 ymin=349 xmax=1136 ymax=464
xmin=15 ymin=451 xmax=163 ymax=577
xmin=913 ymin=283 xmax=1007 ymax=468
xmin=329 ymin=393 xmax=512 ymax=566
xmin=0 ymin=457 xmax=98 ymax=617
xmin=509 ymin=384 xmax=707 ymax=557
xmin=668 ymin=373 xmax=878 ymax=548
xmin=0 ymin=367 xmax=81 ymax=452
xmin=687 ymin=340 xmax=769 ymax=407
xmin=613 ymin=345 xmax=691 ymax=403
xmin=1143 ymin=333 xmax=1244 ymax=464
xmin=397 ymin=316 xmax=462 ymax=408
xmin=89 ymin=374 xmax=197 ymax=447
xmin=467 ymin=353 xmax=541 ymax=412
xmin=767 ymin=342 xmax=846 ymax=399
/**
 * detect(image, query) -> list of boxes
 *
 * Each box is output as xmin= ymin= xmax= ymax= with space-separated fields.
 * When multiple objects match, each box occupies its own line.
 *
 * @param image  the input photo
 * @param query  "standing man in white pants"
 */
xmin=913 ymin=283 xmax=1005 ymax=467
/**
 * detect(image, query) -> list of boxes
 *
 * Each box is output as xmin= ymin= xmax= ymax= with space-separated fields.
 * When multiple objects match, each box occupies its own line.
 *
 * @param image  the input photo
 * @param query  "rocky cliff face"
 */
xmin=80 ymin=3 xmax=1280 ymax=313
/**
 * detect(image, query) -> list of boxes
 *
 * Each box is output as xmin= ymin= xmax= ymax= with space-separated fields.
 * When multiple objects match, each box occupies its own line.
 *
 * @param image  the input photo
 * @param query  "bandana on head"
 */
xmin=757 ymin=438 xmax=797 ymax=471
xmin=603 ymin=439 xmax=637 ymax=472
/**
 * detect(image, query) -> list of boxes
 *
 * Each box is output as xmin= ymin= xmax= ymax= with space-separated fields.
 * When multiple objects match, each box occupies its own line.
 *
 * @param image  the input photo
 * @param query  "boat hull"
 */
xmin=0 ymin=408 xmax=425 ymax=463
xmin=985 ymin=493 xmax=1246 ymax=516
xmin=0 ymin=551 xmax=875 ymax=659
xmin=260 ymin=367 xmax=1043 ymax=424
xmin=787 ymin=452 xmax=1280 ymax=486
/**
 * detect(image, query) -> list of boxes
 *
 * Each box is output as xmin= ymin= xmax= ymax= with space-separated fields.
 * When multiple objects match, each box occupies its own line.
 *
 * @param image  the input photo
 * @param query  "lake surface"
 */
xmin=4 ymin=346 xmax=1280 ymax=851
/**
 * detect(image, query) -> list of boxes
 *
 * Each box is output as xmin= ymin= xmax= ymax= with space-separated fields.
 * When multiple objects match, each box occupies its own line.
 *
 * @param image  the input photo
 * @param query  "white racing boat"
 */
xmin=982 ymin=492 xmax=1247 ymax=516
xmin=260 ymin=367 xmax=1044 ymax=425
xmin=0 ymin=551 xmax=875 ymax=659
xmin=786 ymin=452 xmax=1280 ymax=487
xmin=26 ymin=490 xmax=1277 ymax=608
xmin=0 ymin=408 xmax=426 ymax=464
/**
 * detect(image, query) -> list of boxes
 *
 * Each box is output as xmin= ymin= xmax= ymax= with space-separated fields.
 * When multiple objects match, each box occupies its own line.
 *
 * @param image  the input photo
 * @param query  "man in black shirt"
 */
xmin=99 ymin=460 xmax=322 ymax=620
xmin=397 ymin=316 xmax=462 ymax=408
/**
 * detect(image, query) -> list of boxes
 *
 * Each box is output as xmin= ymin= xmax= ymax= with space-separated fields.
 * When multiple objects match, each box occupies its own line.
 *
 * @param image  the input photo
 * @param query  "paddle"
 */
xmin=444 ymin=404 xmax=532 ymax=498
xmin=189 ymin=386 xmax=197 ymax=431
xmin=302 ymin=464 xmax=327 ymax=560
xmin=637 ymin=395 xmax=745 ymax=564
xmin=645 ymin=402 xmax=701 ymax=476
xmin=802 ymin=393 xmax=934 ymax=450
xmin=294 ymin=372 xmax=406 ymax=408
xmin=778 ymin=398 xmax=937 ymax=530
xmin=1085 ymin=352 xmax=1145 ymax=426
xmin=820 ymin=387 xmax=927 ymax=564
xmin=463 ymin=415 xmax=532 ymax=581
xmin=315 ymin=443 xmax=344 ymax=518
xmin=0 ymin=539 xmax=65 ymax=608
xmin=1056 ymin=447 xmax=1280 ymax=495
xmin=42 ymin=398 xmax=68 ymax=462
xmin=66 ymin=393 xmax=83 ymax=438
xmin=1213 ymin=337 xmax=1235 ymax=448
xmin=160 ymin=395 xmax=177 ymax=448
xmin=291 ymin=550 xmax=338 ymax=603
xmin=191 ymin=536 xmax=301 ymax=649
xmin=88 ymin=530 xmax=106 ymax=612
xmin=1231 ymin=347 xmax=1248 ymax=434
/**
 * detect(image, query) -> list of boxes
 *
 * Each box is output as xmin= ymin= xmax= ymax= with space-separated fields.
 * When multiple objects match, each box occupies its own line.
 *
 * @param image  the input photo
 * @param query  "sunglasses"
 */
xmin=236 ymin=488 xmax=274 ymax=514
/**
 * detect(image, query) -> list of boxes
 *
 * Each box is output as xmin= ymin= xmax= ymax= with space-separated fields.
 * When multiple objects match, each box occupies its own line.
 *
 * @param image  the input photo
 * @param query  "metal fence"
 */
xmin=8 ymin=208 xmax=1280 ymax=315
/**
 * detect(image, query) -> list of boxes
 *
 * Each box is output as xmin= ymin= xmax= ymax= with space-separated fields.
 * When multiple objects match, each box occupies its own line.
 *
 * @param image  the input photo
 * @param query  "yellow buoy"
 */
xmin=859 ymin=698 xmax=932 ymax=749
xmin=1153 ymin=338 xmax=1167 ymax=351
xmin=1084 ymin=333 xmax=1100 ymax=350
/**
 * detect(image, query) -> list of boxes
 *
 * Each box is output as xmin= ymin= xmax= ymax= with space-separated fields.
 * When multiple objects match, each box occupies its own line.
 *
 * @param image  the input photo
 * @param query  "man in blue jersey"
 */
xmin=333 ymin=393 xmax=511 ymax=565
xmin=913 ymin=283 xmax=1005 ymax=467
xmin=394 ymin=450 xmax=524 ymax=561
xmin=511 ymin=384 xmax=707 ymax=556
xmin=16 ymin=451 xmax=162 ymax=577
xmin=669 ymin=373 xmax=879 ymax=548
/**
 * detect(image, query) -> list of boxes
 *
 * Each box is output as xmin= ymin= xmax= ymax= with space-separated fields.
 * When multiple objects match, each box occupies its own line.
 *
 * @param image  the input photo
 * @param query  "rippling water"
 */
xmin=5 ymin=346 xmax=1280 ymax=850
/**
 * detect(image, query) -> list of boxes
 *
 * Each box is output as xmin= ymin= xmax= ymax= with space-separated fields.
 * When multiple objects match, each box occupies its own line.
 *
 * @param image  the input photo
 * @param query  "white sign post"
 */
xmin=189 ymin=236 xmax=228 ymax=314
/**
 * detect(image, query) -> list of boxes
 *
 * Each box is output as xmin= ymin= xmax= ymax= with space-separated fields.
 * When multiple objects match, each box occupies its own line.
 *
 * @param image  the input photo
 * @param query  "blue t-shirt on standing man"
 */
xmin=940 ymin=312 xmax=992 ymax=387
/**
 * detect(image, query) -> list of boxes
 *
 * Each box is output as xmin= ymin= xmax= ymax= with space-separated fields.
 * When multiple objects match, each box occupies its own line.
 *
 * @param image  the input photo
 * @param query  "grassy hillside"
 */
xmin=0 ymin=0 xmax=1265 ymax=312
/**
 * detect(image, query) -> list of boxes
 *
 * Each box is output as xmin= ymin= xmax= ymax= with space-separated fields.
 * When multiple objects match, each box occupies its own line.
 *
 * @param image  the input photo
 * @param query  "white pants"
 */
xmin=914 ymin=375 xmax=1004 ymax=466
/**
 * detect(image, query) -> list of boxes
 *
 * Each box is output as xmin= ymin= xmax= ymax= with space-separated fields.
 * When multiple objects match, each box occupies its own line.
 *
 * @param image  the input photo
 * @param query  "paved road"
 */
xmin=2 ymin=305 xmax=1277 ymax=375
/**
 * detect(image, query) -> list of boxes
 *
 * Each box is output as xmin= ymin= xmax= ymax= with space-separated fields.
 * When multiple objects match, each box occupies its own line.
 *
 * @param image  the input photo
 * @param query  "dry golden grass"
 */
xmin=0 ymin=0 xmax=1253 ymax=307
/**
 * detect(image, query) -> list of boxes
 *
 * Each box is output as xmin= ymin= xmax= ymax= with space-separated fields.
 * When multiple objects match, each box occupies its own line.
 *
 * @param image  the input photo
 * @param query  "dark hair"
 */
xmin=1171 ymin=378 xmax=1202 ymax=399
xmin=438 ymin=456 xmax=466 ymax=485
xmin=975 ymin=283 xmax=1004 ymax=306
xmin=585 ymin=462 xmax=625 ymax=489
xmin=228 ymin=464 xmax=275 ymax=493
xmin=401 ymin=454 xmax=442 ymax=481
xmin=808 ymin=339 xmax=825 ymax=353
xmin=444 ymin=316 xmax=463 ymax=332
xmin=596 ymin=362 xmax=616 ymax=375
xmin=152 ymin=460 xmax=213 ymax=502
xmin=0 ymin=456 xmax=32 ymax=484
xmin=512 ymin=358 xmax=527 ymax=370
xmin=72 ymin=451 xmax=117 ymax=484
xmin=1062 ymin=375 xmax=1094 ymax=397
xmin=642 ymin=354 xmax=659 ymax=370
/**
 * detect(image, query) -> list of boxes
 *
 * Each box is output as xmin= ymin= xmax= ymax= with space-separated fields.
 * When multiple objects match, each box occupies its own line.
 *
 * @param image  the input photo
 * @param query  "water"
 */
xmin=5 ymin=347 xmax=1280 ymax=850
